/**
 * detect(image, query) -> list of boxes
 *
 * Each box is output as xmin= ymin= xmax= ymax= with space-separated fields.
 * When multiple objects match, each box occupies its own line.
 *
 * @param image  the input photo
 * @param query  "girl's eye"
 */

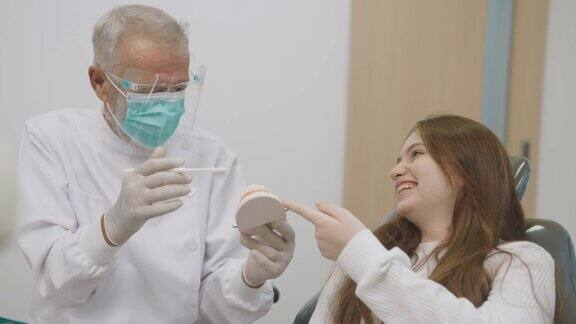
xmin=411 ymin=151 xmax=423 ymax=158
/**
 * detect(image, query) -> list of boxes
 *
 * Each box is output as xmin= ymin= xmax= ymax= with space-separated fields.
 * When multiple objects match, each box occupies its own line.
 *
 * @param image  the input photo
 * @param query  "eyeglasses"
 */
xmin=106 ymin=70 xmax=204 ymax=94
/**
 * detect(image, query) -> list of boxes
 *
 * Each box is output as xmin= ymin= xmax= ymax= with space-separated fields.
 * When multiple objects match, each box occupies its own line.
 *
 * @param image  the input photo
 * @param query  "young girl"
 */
xmin=286 ymin=115 xmax=558 ymax=323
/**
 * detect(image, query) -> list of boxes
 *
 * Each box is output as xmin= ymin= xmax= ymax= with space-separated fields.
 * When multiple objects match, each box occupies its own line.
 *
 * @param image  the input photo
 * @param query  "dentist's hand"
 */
xmin=104 ymin=147 xmax=192 ymax=245
xmin=284 ymin=201 xmax=366 ymax=261
xmin=240 ymin=220 xmax=295 ymax=287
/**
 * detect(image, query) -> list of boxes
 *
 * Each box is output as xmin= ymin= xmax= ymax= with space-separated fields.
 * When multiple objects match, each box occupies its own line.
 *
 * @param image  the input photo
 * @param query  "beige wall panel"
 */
xmin=345 ymin=0 xmax=488 ymax=228
xmin=506 ymin=0 xmax=549 ymax=219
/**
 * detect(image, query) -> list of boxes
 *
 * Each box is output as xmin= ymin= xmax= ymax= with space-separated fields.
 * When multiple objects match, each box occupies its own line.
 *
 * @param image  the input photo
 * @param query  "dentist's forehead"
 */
xmin=118 ymin=36 xmax=190 ymax=83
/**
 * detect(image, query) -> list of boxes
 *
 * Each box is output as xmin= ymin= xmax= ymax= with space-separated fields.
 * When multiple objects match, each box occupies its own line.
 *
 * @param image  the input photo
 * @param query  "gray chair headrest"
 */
xmin=509 ymin=155 xmax=531 ymax=201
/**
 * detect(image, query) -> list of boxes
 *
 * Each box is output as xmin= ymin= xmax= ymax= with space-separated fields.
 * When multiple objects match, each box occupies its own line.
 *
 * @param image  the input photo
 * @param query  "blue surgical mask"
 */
xmin=122 ymin=91 xmax=185 ymax=147
xmin=105 ymin=72 xmax=186 ymax=148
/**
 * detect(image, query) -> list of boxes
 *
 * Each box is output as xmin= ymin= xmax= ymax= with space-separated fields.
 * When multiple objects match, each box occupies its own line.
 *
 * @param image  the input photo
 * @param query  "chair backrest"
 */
xmin=525 ymin=218 xmax=576 ymax=322
xmin=510 ymin=156 xmax=576 ymax=321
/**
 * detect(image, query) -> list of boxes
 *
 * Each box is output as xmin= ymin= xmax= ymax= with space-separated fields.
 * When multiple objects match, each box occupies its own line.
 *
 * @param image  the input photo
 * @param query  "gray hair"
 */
xmin=92 ymin=5 xmax=189 ymax=70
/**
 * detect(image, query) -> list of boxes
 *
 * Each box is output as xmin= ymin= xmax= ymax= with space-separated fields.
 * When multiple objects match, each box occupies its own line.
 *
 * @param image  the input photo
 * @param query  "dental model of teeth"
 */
xmin=235 ymin=184 xmax=286 ymax=235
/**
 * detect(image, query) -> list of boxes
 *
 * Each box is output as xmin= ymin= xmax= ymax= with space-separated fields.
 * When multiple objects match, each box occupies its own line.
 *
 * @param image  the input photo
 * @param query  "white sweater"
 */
xmin=310 ymin=229 xmax=556 ymax=324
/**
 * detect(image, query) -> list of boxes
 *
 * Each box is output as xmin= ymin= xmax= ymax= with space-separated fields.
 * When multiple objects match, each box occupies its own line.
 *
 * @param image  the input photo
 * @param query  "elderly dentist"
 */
xmin=17 ymin=5 xmax=295 ymax=324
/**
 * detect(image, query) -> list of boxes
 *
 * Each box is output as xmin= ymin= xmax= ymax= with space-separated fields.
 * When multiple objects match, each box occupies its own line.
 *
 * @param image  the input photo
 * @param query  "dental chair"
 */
xmin=0 ymin=317 xmax=24 ymax=324
xmin=293 ymin=156 xmax=576 ymax=323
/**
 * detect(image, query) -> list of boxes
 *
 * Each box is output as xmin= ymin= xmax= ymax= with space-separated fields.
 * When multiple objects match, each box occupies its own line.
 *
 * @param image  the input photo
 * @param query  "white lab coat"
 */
xmin=17 ymin=108 xmax=274 ymax=324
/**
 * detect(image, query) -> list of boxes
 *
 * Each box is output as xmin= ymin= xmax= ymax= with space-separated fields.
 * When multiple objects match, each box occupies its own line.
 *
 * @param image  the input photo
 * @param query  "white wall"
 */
xmin=0 ymin=0 xmax=350 ymax=322
xmin=536 ymin=0 xmax=576 ymax=240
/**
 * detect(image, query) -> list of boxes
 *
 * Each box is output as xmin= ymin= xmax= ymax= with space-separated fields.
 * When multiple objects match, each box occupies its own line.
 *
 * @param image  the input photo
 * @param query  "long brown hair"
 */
xmin=332 ymin=115 xmax=552 ymax=323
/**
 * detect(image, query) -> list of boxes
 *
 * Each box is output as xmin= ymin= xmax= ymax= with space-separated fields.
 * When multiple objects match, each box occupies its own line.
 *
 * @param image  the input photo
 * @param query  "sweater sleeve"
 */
xmin=335 ymin=229 xmax=556 ymax=324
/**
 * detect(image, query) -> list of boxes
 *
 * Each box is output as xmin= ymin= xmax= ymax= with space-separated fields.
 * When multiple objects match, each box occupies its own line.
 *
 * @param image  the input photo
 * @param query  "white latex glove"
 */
xmin=283 ymin=201 xmax=366 ymax=261
xmin=104 ymin=147 xmax=192 ymax=245
xmin=240 ymin=219 xmax=295 ymax=286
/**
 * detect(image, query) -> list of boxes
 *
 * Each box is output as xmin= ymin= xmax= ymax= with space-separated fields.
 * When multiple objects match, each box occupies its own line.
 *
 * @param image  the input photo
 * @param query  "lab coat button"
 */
xmin=187 ymin=241 xmax=197 ymax=251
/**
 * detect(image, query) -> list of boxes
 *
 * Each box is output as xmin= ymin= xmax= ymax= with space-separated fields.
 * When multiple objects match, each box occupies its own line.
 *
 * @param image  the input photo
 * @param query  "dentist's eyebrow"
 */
xmin=396 ymin=142 xmax=425 ymax=164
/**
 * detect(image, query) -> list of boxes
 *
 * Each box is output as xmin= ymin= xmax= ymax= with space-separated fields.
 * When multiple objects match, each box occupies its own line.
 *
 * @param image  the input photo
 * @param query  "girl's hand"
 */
xmin=284 ymin=200 xmax=366 ymax=261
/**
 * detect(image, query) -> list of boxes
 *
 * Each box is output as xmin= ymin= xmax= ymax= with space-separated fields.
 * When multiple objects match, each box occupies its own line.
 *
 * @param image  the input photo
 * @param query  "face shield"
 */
xmin=104 ymin=64 xmax=206 ymax=149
